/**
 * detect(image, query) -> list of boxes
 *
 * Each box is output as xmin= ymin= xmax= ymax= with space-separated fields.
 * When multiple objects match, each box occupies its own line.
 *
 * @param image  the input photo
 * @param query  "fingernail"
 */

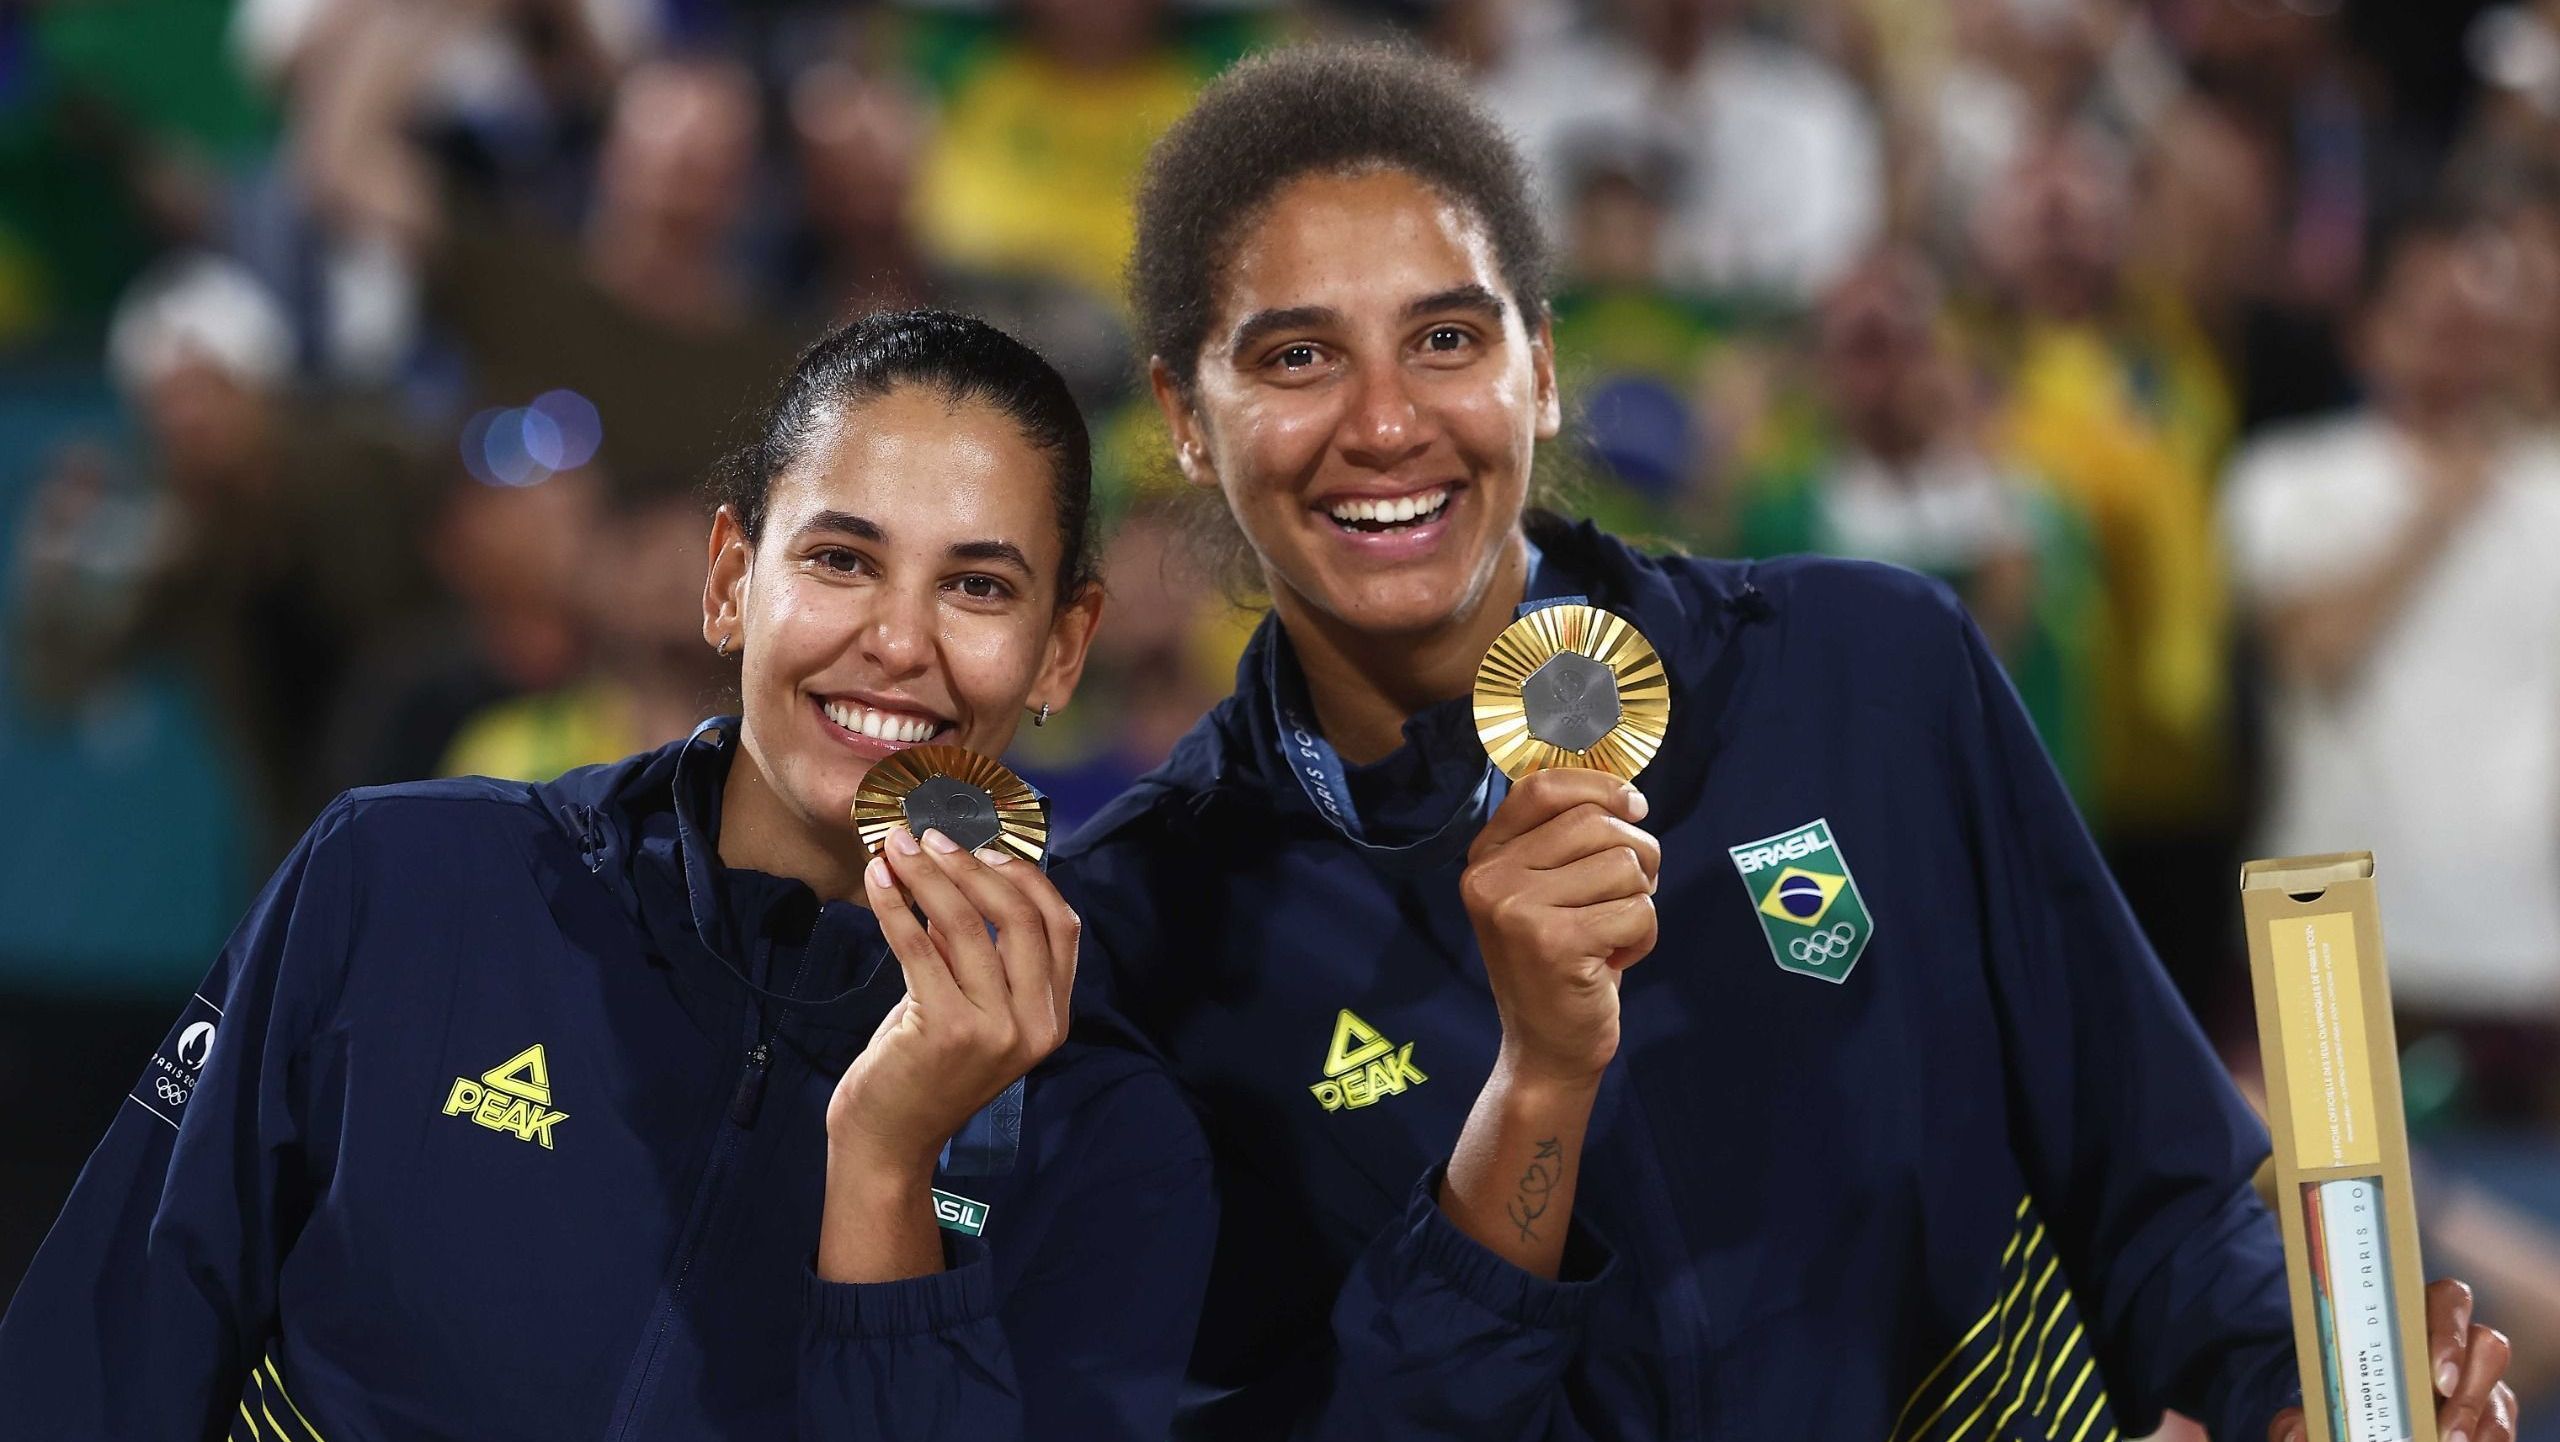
xmin=1626 ymin=788 xmax=1649 ymax=821
xmin=890 ymin=826 xmax=921 ymax=856
xmin=976 ymin=845 xmax=1012 ymax=865
xmin=865 ymin=856 xmax=891 ymax=890
xmin=2447 ymin=1429 xmax=2468 ymax=1442
xmin=2441 ymin=1359 xmax=2461 ymax=1395
xmin=921 ymin=827 xmax=960 ymax=854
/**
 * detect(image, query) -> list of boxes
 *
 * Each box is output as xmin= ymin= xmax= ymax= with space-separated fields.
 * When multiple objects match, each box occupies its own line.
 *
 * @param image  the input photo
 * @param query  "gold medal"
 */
xmin=1473 ymin=604 xmax=1671 ymax=781
xmin=852 ymin=745 xmax=1049 ymax=863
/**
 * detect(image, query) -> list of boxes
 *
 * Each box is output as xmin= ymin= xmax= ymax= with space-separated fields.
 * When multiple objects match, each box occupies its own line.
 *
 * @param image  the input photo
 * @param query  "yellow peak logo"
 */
xmin=441 ymin=1044 xmax=569 ymax=1149
xmin=1309 ymin=1009 xmax=1427 ymax=1113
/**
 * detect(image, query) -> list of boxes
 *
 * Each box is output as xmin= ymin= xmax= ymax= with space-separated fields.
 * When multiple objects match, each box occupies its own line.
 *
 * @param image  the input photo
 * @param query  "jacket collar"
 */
xmin=533 ymin=721 xmax=1036 ymax=1177
xmin=538 ymin=718 xmax=904 ymax=1039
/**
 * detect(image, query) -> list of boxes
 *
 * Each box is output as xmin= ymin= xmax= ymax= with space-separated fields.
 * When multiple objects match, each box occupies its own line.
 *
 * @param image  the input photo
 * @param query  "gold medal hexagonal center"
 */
xmin=1520 ymin=650 xmax=1622 ymax=753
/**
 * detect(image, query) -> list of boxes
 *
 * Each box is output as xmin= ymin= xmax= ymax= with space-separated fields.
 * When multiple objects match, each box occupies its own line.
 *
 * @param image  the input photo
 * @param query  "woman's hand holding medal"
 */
xmin=830 ymin=825 xmax=1078 ymax=1174
xmin=818 ymin=750 xmax=1076 ymax=1286
xmin=1440 ymin=602 xmax=1670 ymax=1280
xmin=1459 ymin=771 xmax=1660 ymax=1086
xmin=1463 ymin=601 xmax=1672 ymax=1085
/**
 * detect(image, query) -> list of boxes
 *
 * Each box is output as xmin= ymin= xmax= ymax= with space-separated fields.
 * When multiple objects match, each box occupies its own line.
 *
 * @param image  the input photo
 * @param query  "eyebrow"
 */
xmin=1224 ymin=284 xmax=1512 ymax=364
xmin=796 ymin=510 xmax=885 ymax=542
xmin=796 ymin=510 xmax=1034 ymax=576
xmin=950 ymin=538 xmax=1034 ymax=576
xmin=1404 ymin=283 xmax=1508 ymax=326
xmin=1227 ymin=305 xmax=1339 ymax=365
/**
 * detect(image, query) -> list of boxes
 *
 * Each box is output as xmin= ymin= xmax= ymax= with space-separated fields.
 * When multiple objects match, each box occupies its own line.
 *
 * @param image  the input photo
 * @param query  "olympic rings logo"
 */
xmin=1789 ymin=922 xmax=1858 ymax=964
xmin=153 ymin=1076 xmax=192 ymax=1105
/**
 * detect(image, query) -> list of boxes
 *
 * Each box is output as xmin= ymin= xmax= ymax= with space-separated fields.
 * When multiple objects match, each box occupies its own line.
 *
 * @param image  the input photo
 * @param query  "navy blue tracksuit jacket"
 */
xmin=0 ymin=722 xmax=1213 ymax=1439
xmin=1054 ymin=517 xmax=2301 ymax=1441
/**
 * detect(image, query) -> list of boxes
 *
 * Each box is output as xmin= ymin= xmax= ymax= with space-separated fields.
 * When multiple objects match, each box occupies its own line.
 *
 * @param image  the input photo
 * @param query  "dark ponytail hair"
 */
xmin=711 ymin=309 xmax=1100 ymax=601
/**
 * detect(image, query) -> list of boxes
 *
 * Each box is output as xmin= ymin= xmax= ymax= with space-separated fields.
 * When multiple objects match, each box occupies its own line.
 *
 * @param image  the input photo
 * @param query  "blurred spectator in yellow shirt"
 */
xmin=909 ymin=0 xmax=1235 ymax=307
xmin=1963 ymin=120 xmax=2235 ymax=835
xmin=1730 ymin=247 xmax=2104 ymax=808
xmin=441 ymin=481 xmax=724 ymax=783
xmin=1960 ymin=119 xmax=2242 ymax=1014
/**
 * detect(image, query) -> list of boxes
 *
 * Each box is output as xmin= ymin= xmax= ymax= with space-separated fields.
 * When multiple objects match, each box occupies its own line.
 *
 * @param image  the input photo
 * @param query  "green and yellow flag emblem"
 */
xmin=1728 ymin=819 xmax=1874 ymax=983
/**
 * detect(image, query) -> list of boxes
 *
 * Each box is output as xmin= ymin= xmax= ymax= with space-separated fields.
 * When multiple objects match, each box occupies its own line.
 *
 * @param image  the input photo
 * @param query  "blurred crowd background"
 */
xmin=8 ymin=0 xmax=2560 ymax=1430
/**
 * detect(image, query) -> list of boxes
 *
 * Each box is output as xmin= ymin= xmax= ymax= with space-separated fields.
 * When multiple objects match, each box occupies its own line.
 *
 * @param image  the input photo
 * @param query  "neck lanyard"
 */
xmin=1266 ymin=538 xmax=1584 ymax=873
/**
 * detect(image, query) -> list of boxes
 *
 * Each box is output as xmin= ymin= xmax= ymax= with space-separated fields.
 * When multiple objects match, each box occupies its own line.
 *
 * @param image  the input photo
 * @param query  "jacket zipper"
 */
xmin=607 ymin=1046 xmax=763 ymax=1440
xmin=731 ymin=944 xmax=813 ymax=1131
xmin=729 ymin=1042 xmax=770 ymax=1127
xmin=609 ymin=953 xmax=814 ymax=1439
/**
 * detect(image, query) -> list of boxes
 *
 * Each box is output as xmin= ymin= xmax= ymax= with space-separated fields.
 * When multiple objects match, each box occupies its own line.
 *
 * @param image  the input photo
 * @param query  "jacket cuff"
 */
xmin=2220 ymin=1343 xmax=2307 ymax=1442
xmin=802 ymin=1233 xmax=996 ymax=1339
xmin=1395 ymin=1162 xmax=1615 ymax=1330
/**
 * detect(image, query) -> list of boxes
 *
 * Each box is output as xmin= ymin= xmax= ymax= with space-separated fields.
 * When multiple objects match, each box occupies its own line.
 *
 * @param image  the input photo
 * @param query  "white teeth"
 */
xmin=1329 ymin=487 xmax=1449 ymax=525
xmin=823 ymin=701 xmax=941 ymax=744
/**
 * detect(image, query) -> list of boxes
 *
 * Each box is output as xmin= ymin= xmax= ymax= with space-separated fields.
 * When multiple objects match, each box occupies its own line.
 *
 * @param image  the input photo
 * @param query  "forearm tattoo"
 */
xmin=1505 ymin=1137 xmax=1564 ymax=1245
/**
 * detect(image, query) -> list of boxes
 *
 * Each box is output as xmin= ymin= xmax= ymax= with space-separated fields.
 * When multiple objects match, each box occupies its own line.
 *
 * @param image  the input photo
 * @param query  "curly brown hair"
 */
xmin=1128 ymin=41 xmax=1554 ymax=393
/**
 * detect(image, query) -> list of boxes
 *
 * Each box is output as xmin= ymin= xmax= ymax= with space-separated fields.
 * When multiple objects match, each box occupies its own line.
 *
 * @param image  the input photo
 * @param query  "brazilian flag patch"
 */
xmin=1728 ymin=818 xmax=1874 ymax=983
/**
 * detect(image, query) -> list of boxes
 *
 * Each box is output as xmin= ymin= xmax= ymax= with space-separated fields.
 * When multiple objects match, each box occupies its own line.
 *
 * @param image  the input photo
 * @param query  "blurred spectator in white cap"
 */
xmin=2464 ymin=0 xmax=2560 ymax=197
xmin=1480 ymin=0 xmax=1885 ymax=300
xmin=14 ymin=253 xmax=439 ymax=860
xmin=104 ymin=255 xmax=299 ymax=490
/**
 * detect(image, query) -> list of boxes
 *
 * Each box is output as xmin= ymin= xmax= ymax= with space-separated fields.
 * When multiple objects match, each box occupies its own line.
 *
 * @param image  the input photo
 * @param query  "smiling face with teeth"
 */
xmin=703 ymin=384 xmax=1101 ymax=891
xmin=1154 ymin=167 xmax=1560 ymax=668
